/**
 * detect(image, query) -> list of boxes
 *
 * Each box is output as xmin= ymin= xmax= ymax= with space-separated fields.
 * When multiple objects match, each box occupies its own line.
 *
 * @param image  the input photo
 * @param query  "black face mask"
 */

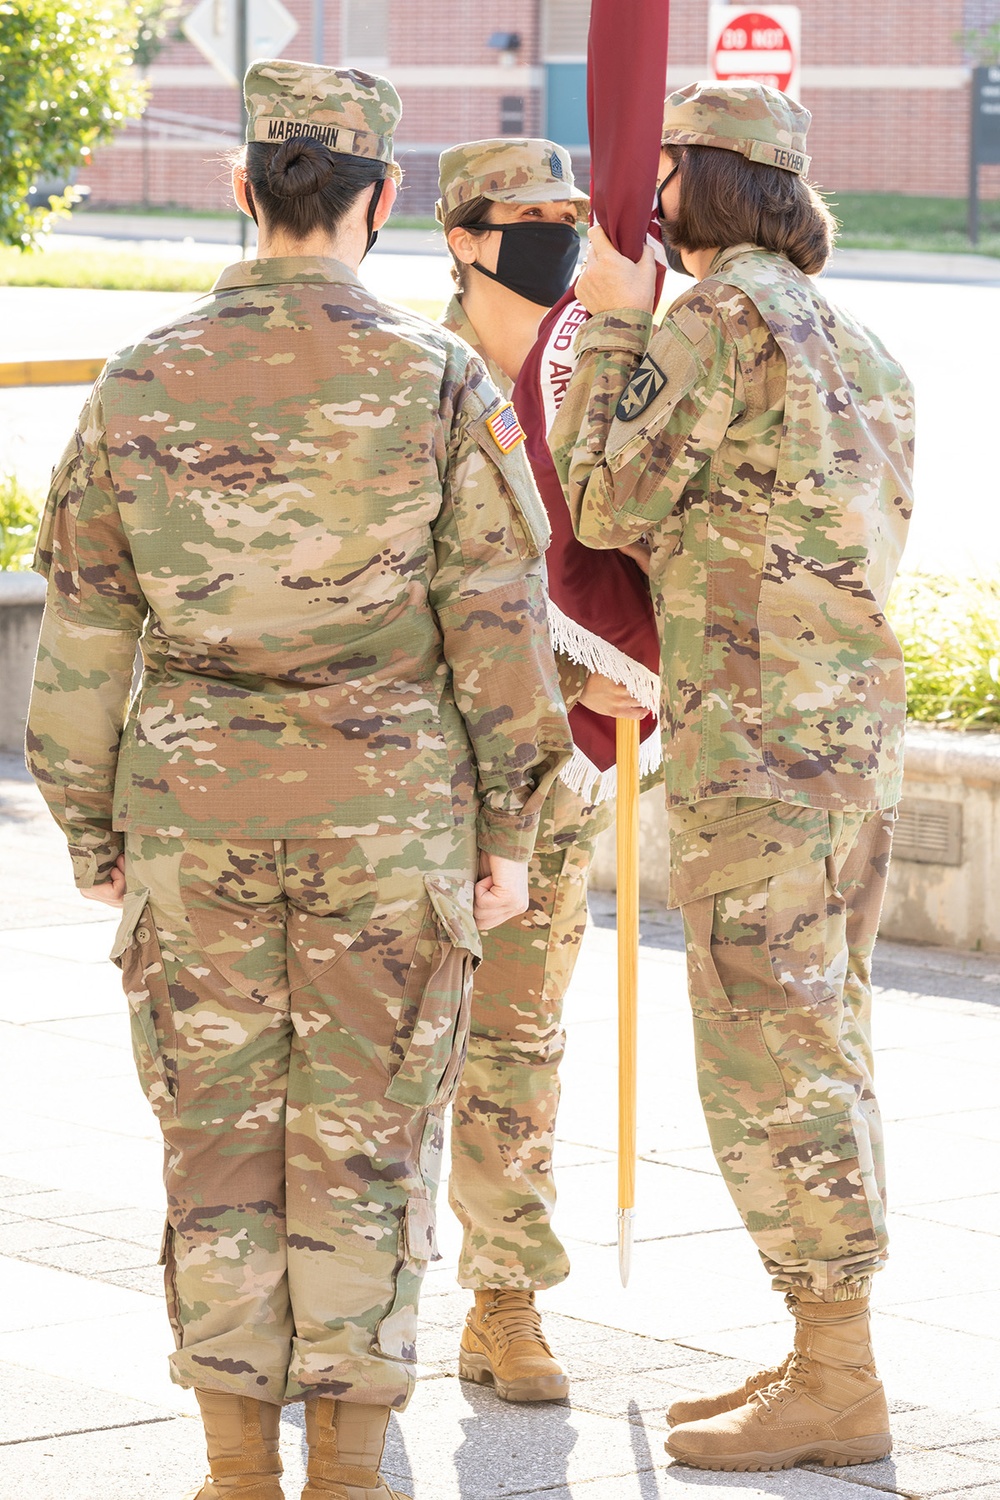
xmin=364 ymin=178 xmax=385 ymax=257
xmin=469 ymin=221 xmax=581 ymax=307
xmin=656 ymin=164 xmax=692 ymax=277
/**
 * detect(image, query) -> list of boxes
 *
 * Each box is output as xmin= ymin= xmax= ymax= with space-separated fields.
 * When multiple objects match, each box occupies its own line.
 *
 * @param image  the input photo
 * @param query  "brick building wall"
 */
xmin=82 ymin=0 xmax=1000 ymax=214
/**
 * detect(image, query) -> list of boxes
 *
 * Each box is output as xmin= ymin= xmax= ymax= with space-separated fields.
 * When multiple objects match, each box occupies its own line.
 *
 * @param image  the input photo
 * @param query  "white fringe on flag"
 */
xmin=548 ymin=598 xmax=663 ymax=804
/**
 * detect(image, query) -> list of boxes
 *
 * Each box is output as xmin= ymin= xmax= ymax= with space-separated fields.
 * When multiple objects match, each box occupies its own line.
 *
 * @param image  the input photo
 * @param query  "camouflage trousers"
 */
xmin=114 ymin=827 xmax=479 ymax=1408
xmin=668 ymin=796 xmax=894 ymax=1301
xmin=449 ymin=778 xmax=611 ymax=1290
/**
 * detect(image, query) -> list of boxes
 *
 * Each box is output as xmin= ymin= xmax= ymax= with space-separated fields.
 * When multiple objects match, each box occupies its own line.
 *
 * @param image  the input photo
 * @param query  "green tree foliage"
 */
xmin=955 ymin=22 xmax=1000 ymax=65
xmin=0 ymin=0 xmax=147 ymax=246
xmin=132 ymin=0 xmax=186 ymax=71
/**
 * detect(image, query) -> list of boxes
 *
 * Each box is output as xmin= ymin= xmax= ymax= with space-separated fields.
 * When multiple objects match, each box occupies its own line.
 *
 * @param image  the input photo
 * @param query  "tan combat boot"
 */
xmin=458 ymin=1289 xmax=569 ymax=1402
xmin=667 ymin=1356 xmax=791 ymax=1425
xmin=184 ymin=1389 xmax=284 ymax=1500
xmin=666 ymin=1295 xmax=892 ymax=1471
xmin=301 ymin=1398 xmax=411 ymax=1500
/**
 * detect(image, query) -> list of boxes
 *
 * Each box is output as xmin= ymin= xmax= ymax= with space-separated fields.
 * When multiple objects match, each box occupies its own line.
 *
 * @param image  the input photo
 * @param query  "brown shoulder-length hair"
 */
xmin=667 ymin=143 xmax=837 ymax=275
xmin=442 ymin=194 xmax=494 ymax=294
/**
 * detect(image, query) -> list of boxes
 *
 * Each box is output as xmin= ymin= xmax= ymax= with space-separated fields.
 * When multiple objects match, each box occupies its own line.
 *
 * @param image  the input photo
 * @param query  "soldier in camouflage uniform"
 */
xmin=551 ymin=83 xmax=914 ymax=1472
xmin=437 ymin=139 xmax=647 ymax=1402
xmin=27 ymin=62 xmax=573 ymax=1500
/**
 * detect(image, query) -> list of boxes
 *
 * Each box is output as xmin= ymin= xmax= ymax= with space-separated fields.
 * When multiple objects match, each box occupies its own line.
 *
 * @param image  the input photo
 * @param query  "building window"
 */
xmin=342 ymin=0 xmax=389 ymax=68
xmin=543 ymin=0 xmax=589 ymax=59
xmin=542 ymin=0 xmax=588 ymax=148
xmin=500 ymin=95 xmax=526 ymax=135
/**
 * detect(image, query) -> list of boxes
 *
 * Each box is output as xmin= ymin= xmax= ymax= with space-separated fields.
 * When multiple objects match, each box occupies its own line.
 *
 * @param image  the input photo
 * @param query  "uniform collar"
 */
xmin=440 ymin=295 xmax=513 ymax=397
xmin=212 ymin=255 xmax=365 ymax=293
xmin=708 ymin=243 xmax=778 ymax=274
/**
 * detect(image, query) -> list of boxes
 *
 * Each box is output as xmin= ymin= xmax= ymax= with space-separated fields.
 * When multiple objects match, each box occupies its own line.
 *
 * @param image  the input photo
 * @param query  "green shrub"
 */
xmin=889 ymin=572 xmax=1000 ymax=729
xmin=0 ymin=475 xmax=41 ymax=571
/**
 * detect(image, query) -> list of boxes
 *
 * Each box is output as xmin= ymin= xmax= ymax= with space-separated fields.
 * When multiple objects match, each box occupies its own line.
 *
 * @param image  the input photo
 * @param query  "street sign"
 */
xmin=972 ymin=65 xmax=1000 ymax=164
xmin=969 ymin=65 xmax=1000 ymax=244
xmin=182 ymin=0 xmax=298 ymax=87
xmin=708 ymin=6 xmax=801 ymax=100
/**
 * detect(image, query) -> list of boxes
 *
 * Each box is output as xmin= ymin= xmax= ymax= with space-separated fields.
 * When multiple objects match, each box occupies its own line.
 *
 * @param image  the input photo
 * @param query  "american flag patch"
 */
xmin=485 ymin=401 xmax=526 ymax=454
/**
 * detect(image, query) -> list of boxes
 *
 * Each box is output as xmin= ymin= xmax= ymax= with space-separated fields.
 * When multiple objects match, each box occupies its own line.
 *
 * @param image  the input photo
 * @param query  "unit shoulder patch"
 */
xmin=616 ymin=355 xmax=668 ymax=423
xmin=485 ymin=400 xmax=526 ymax=454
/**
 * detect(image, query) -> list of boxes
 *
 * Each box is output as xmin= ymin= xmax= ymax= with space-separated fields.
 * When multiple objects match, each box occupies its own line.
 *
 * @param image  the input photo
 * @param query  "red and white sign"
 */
xmin=708 ymin=6 xmax=801 ymax=99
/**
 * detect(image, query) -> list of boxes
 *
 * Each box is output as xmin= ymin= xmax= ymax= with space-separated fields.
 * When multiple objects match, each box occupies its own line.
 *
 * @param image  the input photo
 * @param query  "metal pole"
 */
xmin=313 ymin=0 xmax=324 ymax=63
xmin=615 ymin=715 xmax=640 ymax=1287
xmin=237 ymin=0 xmax=249 ymax=258
xmin=970 ymin=68 xmax=980 ymax=247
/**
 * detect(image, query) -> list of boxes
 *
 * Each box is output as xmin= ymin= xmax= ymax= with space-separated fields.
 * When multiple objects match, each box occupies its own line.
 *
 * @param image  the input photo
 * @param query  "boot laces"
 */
xmin=748 ymin=1353 xmax=818 ymax=1414
xmin=483 ymin=1291 xmax=551 ymax=1353
xmin=743 ymin=1354 xmax=790 ymax=1397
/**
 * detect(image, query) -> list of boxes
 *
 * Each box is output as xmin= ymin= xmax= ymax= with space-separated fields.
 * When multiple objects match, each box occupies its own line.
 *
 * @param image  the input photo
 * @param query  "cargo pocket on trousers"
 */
xmin=373 ymin=1194 xmax=439 ymax=1365
xmin=669 ymin=801 xmax=835 ymax=1015
xmin=158 ymin=1218 xmax=183 ymax=1348
xmin=405 ymin=1195 xmax=437 ymax=1264
xmin=385 ymin=875 xmax=482 ymax=1111
xmin=668 ymin=801 xmax=832 ymax=909
xmin=111 ymin=889 xmax=175 ymax=1120
xmin=767 ymin=1110 xmax=883 ymax=1261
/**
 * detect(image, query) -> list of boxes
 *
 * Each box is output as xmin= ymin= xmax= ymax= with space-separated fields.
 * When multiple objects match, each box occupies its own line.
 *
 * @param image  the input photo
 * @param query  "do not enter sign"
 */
xmin=708 ymin=5 xmax=801 ymax=99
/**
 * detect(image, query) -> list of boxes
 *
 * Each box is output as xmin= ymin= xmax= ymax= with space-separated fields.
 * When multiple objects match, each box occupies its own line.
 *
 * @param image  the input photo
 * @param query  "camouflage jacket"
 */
xmin=29 ymin=256 xmax=572 ymax=887
xmin=440 ymin=293 xmax=588 ymax=715
xmin=551 ymin=245 xmax=915 ymax=811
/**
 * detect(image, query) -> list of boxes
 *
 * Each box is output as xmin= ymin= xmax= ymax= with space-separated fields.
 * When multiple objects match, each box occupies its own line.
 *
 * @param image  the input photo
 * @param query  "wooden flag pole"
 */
xmin=616 ymin=715 xmax=640 ymax=1286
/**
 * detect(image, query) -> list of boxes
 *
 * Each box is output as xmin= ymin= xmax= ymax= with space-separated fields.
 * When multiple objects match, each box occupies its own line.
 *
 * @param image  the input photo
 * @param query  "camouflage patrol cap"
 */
xmin=435 ymin=138 xmax=589 ymax=224
xmin=662 ymin=81 xmax=811 ymax=177
xmin=244 ymin=59 xmax=402 ymax=184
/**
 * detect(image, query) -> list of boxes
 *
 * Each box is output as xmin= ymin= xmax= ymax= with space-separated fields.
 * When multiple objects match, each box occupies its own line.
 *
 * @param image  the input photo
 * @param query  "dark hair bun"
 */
xmin=266 ymin=138 xmax=337 ymax=199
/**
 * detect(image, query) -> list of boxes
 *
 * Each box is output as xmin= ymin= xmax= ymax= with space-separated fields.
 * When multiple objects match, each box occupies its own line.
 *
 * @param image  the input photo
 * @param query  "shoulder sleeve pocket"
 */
xmin=32 ymin=437 xmax=100 ymax=587
xmin=607 ymin=334 xmax=702 ymax=471
xmin=464 ymin=380 xmax=551 ymax=558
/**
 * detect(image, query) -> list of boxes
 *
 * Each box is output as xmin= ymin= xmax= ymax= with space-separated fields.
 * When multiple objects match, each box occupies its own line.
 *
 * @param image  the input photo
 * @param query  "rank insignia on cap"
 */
xmin=550 ymin=149 xmax=564 ymax=179
xmin=486 ymin=401 xmax=526 ymax=453
xmin=616 ymin=355 xmax=667 ymax=422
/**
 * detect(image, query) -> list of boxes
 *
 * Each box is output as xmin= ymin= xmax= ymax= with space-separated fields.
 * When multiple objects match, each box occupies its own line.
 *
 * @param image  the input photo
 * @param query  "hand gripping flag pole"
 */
xmin=510 ymin=0 xmax=670 ymax=1286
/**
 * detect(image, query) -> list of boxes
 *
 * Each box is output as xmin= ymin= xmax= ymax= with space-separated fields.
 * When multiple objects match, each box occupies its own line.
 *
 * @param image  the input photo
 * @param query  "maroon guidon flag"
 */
xmin=512 ymin=0 xmax=670 ymax=799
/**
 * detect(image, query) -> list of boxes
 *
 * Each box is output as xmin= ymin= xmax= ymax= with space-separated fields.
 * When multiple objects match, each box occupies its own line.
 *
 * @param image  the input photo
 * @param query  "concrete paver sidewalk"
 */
xmin=1 ymin=749 xmax=999 ymax=1499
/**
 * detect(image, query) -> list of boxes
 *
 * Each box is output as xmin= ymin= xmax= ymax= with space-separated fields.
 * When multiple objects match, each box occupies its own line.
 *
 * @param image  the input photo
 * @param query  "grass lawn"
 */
xmin=2 ymin=194 xmax=998 ymax=290
xmin=0 ymin=247 xmax=447 ymax=311
xmin=0 ymin=246 xmax=229 ymax=292
xmin=831 ymin=192 xmax=1000 ymax=256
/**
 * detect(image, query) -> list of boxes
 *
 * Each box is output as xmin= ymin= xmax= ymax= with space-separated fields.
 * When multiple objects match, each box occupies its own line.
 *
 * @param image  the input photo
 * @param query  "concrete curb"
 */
xmin=905 ymin=722 xmax=1000 ymax=783
xmin=0 ymin=571 xmax=46 ymax=606
xmin=0 ymin=571 xmax=44 ymax=755
xmin=0 ymin=358 xmax=106 ymax=388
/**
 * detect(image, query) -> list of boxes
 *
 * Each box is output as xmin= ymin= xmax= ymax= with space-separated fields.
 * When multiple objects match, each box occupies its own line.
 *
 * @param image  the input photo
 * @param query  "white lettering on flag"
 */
xmin=540 ymin=300 xmax=588 ymax=435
